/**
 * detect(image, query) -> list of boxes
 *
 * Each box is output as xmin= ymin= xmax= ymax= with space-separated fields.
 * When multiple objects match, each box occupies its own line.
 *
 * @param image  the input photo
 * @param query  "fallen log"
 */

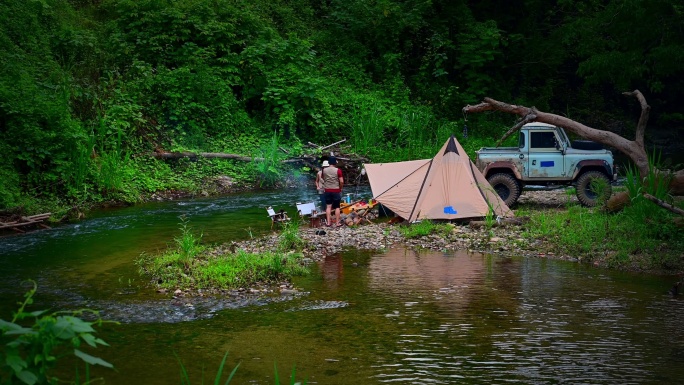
xmin=152 ymin=152 xmax=261 ymax=162
xmin=0 ymin=212 xmax=52 ymax=231
xmin=0 ymin=221 xmax=46 ymax=230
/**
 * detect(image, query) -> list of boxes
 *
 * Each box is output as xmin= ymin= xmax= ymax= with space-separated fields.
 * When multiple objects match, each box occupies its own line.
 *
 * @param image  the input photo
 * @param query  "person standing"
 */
xmin=322 ymin=156 xmax=344 ymax=227
xmin=315 ymin=160 xmax=329 ymax=212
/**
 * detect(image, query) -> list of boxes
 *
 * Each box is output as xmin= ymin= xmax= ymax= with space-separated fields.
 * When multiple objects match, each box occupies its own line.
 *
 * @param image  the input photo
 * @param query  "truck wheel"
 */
xmin=487 ymin=173 xmax=521 ymax=207
xmin=575 ymin=171 xmax=612 ymax=207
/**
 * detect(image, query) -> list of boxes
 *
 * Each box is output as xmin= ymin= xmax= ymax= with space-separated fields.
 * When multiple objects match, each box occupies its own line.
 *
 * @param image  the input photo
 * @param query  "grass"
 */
xmin=278 ymin=220 xmax=306 ymax=251
xmin=139 ymin=248 xmax=309 ymax=291
xmin=514 ymin=151 xmax=684 ymax=271
xmin=176 ymin=352 xmax=307 ymax=385
xmin=193 ymin=250 xmax=308 ymax=289
xmin=137 ymin=218 xmax=309 ymax=291
xmin=398 ymin=220 xmax=452 ymax=239
xmin=252 ymin=130 xmax=285 ymax=188
xmin=521 ymin=199 xmax=684 ymax=270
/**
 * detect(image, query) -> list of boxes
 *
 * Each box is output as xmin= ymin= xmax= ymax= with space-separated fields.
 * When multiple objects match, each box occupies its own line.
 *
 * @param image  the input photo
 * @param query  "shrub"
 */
xmin=0 ymin=281 xmax=113 ymax=385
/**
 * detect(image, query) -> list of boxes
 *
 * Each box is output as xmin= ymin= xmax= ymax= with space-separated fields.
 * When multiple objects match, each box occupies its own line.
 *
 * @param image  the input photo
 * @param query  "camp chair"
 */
xmin=267 ymin=206 xmax=290 ymax=229
xmin=296 ymin=202 xmax=325 ymax=228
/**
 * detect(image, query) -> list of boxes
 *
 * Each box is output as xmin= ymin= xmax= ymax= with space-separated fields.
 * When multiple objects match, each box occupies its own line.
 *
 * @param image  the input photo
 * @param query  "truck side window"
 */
xmin=518 ymin=132 xmax=525 ymax=148
xmin=530 ymin=131 xmax=557 ymax=149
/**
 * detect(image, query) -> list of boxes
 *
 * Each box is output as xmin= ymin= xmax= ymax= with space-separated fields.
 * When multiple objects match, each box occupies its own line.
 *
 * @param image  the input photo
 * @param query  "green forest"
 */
xmin=2 ymin=0 xmax=683 ymax=214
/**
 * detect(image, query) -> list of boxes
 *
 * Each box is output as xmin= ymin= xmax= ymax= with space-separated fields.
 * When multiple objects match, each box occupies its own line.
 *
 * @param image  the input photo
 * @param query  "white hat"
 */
xmin=322 ymin=160 xmax=330 ymax=167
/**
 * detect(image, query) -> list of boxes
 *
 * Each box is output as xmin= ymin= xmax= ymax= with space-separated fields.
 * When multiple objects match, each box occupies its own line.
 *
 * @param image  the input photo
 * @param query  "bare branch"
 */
xmin=463 ymin=93 xmax=684 ymax=197
xmin=643 ymin=194 xmax=684 ymax=216
xmin=622 ymin=90 xmax=650 ymax=146
xmin=320 ymin=138 xmax=347 ymax=151
xmin=463 ymin=96 xmax=648 ymax=174
xmin=495 ymin=110 xmax=537 ymax=147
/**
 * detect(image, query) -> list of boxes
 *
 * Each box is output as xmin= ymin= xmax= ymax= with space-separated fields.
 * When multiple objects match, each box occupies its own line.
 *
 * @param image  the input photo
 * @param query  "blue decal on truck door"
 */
xmin=540 ymin=161 xmax=554 ymax=167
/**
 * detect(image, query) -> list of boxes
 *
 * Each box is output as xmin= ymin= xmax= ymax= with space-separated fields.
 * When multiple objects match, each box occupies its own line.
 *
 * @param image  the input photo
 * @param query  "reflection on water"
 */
xmin=1 ymin=190 xmax=683 ymax=384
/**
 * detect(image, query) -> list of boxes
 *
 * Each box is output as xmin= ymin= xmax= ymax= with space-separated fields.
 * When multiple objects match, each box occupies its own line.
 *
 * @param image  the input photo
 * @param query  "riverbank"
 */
xmin=140 ymin=186 xmax=684 ymax=300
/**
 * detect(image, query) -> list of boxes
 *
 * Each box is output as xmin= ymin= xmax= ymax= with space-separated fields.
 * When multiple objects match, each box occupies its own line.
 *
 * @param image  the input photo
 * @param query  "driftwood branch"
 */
xmin=623 ymin=90 xmax=650 ymax=147
xmin=0 ymin=213 xmax=52 ymax=231
xmin=320 ymin=138 xmax=347 ymax=151
xmin=463 ymin=93 xmax=648 ymax=176
xmin=643 ymin=194 xmax=684 ymax=216
xmin=495 ymin=111 xmax=538 ymax=147
xmin=462 ymin=91 xmax=684 ymax=201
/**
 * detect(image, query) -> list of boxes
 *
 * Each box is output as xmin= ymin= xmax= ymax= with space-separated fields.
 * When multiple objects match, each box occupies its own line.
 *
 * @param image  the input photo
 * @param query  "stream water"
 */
xmin=1 ymin=189 xmax=683 ymax=384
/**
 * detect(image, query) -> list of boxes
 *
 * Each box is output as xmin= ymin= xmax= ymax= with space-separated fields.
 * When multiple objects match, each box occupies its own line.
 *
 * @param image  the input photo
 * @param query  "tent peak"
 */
xmin=444 ymin=135 xmax=459 ymax=155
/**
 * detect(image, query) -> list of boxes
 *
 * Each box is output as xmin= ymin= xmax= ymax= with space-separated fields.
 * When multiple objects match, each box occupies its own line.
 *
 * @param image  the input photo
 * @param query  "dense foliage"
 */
xmin=1 ymin=0 xmax=682 ymax=213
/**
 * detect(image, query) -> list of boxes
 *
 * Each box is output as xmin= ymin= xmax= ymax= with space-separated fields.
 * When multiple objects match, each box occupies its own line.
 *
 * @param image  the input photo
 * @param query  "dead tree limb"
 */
xmin=643 ymin=194 xmax=684 ymax=216
xmin=320 ymin=138 xmax=347 ymax=151
xmin=623 ymin=90 xmax=650 ymax=147
xmin=464 ymin=96 xmax=642 ymax=172
xmin=463 ymin=90 xmax=684 ymax=196
xmin=496 ymin=111 xmax=537 ymax=146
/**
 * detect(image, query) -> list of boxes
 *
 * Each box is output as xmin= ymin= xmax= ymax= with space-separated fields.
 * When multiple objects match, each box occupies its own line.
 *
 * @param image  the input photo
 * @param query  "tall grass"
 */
xmin=177 ymin=351 xmax=239 ymax=385
xmin=175 ymin=215 xmax=204 ymax=268
xmin=253 ymin=131 xmax=284 ymax=188
xmin=350 ymin=108 xmax=388 ymax=157
xmin=624 ymin=151 xmax=673 ymax=220
xmin=523 ymin=205 xmax=683 ymax=269
xmin=175 ymin=353 xmax=307 ymax=385
xmin=278 ymin=220 xmax=305 ymax=251
xmin=94 ymin=117 xmax=130 ymax=193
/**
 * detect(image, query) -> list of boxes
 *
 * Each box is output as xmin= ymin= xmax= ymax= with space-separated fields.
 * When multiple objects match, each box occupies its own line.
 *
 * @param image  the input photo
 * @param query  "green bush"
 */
xmin=0 ymin=281 xmax=113 ymax=385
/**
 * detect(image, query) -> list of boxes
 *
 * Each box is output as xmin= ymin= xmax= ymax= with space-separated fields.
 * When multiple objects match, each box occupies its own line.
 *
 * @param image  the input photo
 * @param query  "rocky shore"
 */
xmin=229 ymin=188 xmax=579 ymax=261
xmin=163 ymin=187 xmax=684 ymax=301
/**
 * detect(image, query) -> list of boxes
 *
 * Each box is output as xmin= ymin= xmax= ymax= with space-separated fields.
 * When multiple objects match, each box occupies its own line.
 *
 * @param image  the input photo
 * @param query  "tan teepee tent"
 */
xmin=364 ymin=135 xmax=512 ymax=221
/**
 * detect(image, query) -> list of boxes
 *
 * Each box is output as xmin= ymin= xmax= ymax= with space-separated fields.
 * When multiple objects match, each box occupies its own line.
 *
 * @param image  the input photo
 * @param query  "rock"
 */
xmin=215 ymin=175 xmax=234 ymax=188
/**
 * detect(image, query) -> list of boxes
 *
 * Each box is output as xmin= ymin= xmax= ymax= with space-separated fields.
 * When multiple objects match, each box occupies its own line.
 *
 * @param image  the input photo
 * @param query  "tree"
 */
xmin=462 ymin=90 xmax=684 ymax=197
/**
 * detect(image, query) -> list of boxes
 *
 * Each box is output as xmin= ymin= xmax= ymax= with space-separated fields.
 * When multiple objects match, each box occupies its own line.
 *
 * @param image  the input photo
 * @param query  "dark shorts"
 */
xmin=319 ymin=193 xmax=327 ymax=211
xmin=324 ymin=192 xmax=341 ymax=209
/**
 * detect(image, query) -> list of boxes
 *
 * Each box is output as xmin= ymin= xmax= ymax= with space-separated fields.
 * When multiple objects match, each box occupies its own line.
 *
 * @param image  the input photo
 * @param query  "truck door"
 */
xmin=527 ymin=130 xmax=565 ymax=179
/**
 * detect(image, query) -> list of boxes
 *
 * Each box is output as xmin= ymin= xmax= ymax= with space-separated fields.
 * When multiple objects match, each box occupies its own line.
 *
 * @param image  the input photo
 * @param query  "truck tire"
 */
xmin=575 ymin=171 xmax=612 ymax=207
xmin=487 ymin=173 xmax=521 ymax=207
xmin=572 ymin=140 xmax=604 ymax=150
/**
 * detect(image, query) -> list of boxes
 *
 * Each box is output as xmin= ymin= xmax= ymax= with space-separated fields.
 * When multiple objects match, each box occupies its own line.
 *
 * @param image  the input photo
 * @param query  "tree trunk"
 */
xmin=462 ymin=90 xmax=684 ymax=196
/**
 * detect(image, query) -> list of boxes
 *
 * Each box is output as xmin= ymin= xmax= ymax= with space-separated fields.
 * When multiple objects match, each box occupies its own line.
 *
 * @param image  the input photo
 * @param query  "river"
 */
xmin=1 ymin=189 xmax=683 ymax=384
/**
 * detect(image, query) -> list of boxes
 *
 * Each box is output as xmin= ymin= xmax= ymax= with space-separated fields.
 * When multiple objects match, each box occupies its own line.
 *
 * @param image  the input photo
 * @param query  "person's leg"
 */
xmin=325 ymin=192 xmax=333 ymax=226
xmin=319 ymin=193 xmax=326 ymax=212
xmin=326 ymin=204 xmax=332 ymax=226
xmin=331 ymin=192 xmax=342 ymax=226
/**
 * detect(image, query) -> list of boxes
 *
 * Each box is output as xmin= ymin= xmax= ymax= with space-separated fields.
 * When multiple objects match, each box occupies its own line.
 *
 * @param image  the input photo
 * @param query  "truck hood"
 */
xmin=565 ymin=148 xmax=612 ymax=156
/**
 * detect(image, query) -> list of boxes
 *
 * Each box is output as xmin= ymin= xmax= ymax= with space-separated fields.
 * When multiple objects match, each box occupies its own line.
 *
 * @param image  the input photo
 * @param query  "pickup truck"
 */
xmin=475 ymin=122 xmax=617 ymax=207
